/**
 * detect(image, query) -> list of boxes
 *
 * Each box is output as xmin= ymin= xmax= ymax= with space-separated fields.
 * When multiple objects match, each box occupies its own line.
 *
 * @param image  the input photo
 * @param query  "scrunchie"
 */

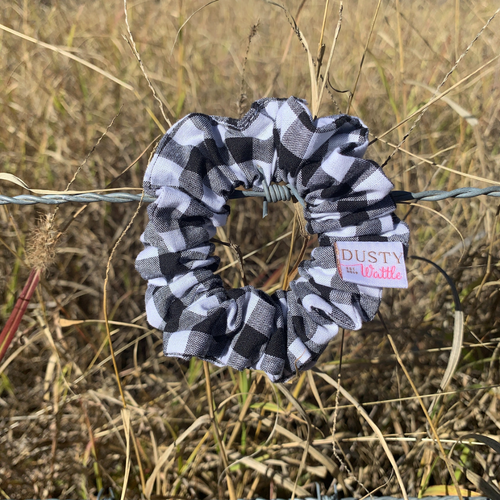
xmin=136 ymin=97 xmax=409 ymax=382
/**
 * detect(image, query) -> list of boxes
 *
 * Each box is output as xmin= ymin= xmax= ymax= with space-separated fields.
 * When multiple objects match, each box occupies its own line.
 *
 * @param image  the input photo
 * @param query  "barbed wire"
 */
xmin=0 ymin=192 xmax=156 ymax=206
xmin=1 ymin=186 xmax=499 ymax=207
xmin=391 ymin=186 xmax=500 ymax=202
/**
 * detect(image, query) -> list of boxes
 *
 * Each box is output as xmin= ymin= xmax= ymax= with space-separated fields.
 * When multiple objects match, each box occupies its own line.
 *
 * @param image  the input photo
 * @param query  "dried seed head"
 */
xmin=26 ymin=213 xmax=57 ymax=272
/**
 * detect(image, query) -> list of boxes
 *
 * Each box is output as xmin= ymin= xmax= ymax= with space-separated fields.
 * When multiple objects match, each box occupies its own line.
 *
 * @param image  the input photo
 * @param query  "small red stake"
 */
xmin=0 ymin=268 xmax=41 ymax=363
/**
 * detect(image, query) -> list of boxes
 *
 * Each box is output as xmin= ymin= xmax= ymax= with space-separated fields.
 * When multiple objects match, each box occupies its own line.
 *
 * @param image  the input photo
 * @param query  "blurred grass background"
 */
xmin=0 ymin=0 xmax=499 ymax=498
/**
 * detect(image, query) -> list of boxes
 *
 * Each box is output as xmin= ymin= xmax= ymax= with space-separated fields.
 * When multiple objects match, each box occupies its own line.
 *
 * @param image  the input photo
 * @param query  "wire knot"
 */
xmin=257 ymin=166 xmax=305 ymax=217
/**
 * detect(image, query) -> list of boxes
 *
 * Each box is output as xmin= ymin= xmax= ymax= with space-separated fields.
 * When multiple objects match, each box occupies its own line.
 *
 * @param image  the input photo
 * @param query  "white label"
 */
xmin=334 ymin=241 xmax=408 ymax=289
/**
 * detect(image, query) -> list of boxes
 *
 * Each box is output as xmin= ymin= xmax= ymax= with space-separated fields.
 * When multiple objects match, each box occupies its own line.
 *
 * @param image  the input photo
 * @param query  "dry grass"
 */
xmin=1 ymin=0 xmax=500 ymax=499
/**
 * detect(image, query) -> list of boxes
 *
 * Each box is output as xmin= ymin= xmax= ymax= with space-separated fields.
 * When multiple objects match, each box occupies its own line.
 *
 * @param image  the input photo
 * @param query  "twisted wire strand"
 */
xmin=1 ymin=186 xmax=500 ymax=207
xmin=391 ymin=186 xmax=500 ymax=202
xmin=0 ymin=192 xmax=155 ymax=205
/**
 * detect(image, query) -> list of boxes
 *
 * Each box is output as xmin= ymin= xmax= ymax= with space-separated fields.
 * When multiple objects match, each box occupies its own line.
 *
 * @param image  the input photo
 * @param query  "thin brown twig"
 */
xmin=203 ymin=361 xmax=237 ymax=500
xmin=381 ymin=6 xmax=500 ymax=167
xmin=107 ymin=134 xmax=161 ymax=189
xmin=281 ymin=211 xmax=298 ymax=291
xmin=382 ymin=318 xmax=464 ymax=500
xmin=315 ymin=0 xmax=329 ymax=80
xmin=346 ymin=0 xmax=382 ymax=114
xmin=377 ymin=136 xmax=500 ymax=186
xmin=211 ymin=236 xmax=248 ymax=286
xmin=238 ymin=20 xmax=260 ymax=117
xmin=315 ymin=2 xmax=343 ymax=118
xmin=0 ymin=23 xmax=134 ymax=91
xmin=123 ymin=0 xmax=172 ymax=129
xmin=170 ymin=0 xmax=220 ymax=55
xmin=328 ymin=328 xmax=370 ymax=496
xmin=48 ymin=110 xmax=122 ymax=235
xmin=102 ymin=193 xmax=145 ymax=408
xmin=370 ymin=53 xmax=500 ymax=146
xmin=314 ymin=367 xmax=408 ymax=500
xmin=264 ymin=0 xmax=308 ymax=97
xmin=268 ymin=1 xmax=318 ymax=111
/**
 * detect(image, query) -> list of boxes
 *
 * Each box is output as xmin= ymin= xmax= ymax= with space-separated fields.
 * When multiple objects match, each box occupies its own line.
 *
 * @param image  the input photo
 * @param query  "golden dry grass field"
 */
xmin=0 ymin=0 xmax=499 ymax=499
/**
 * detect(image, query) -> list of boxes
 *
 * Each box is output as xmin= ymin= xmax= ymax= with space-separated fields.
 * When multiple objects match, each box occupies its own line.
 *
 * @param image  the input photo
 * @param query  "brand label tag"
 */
xmin=334 ymin=241 xmax=408 ymax=289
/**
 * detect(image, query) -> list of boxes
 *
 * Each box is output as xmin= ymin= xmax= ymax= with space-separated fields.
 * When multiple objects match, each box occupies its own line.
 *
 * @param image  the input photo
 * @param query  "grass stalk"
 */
xmin=203 ymin=361 xmax=237 ymax=500
xmin=384 ymin=329 xmax=463 ymax=500
xmin=346 ymin=0 xmax=382 ymax=114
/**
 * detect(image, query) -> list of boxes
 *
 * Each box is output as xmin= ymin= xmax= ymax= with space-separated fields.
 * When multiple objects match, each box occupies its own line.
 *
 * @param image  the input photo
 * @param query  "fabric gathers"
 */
xmin=135 ymin=97 xmax=409 ymax=382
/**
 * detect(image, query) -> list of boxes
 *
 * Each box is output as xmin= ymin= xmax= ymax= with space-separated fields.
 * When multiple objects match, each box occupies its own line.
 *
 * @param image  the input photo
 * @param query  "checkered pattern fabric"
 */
xmin=136 ymin=97 xmax=409 ymax=382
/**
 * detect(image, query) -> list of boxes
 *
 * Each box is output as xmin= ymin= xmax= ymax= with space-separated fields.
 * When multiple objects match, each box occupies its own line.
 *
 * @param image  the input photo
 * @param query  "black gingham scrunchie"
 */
xmin=136 ymin=97 xmax=409 ymax=382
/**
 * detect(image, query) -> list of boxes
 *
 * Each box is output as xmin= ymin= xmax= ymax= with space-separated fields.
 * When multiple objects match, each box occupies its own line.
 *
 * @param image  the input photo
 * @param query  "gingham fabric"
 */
xmin=136 ymin=97 xmax=409 ymax=382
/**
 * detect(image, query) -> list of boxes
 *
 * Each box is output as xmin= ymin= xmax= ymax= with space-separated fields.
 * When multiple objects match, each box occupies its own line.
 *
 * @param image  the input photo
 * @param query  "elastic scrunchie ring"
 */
xmin=136 ymin=97 xmax=409 ymax=383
